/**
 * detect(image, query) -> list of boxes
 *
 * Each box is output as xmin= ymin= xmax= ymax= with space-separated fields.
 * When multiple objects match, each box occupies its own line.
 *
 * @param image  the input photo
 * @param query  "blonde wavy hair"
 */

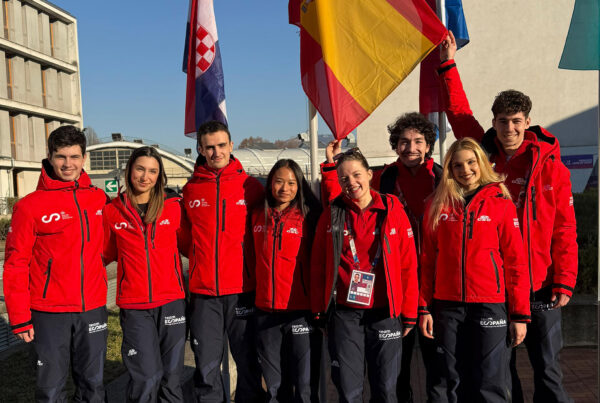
xmin=428 ymin=138 xmax=510 ymax=229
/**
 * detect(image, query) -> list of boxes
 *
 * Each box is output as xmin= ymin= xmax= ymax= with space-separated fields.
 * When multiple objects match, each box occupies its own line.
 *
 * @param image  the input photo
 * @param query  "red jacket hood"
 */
xmin=37 ymin=159 xmax=93 ymax=191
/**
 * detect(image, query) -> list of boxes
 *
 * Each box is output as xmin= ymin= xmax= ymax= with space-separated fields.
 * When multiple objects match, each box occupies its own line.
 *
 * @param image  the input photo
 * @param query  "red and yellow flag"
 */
xmin=290 ymin=0 xmax=447 ymax=139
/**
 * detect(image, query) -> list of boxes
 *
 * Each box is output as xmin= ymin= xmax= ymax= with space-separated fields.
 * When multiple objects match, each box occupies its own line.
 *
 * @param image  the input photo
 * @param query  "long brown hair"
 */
xmin=125 ymin=146 xmax=167 ymax=224
xmin=427 ymin=138 xmax=510 ymax=229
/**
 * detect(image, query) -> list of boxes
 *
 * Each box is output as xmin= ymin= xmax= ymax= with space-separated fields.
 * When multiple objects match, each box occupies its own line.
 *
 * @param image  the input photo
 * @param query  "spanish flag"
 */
xmin=290 ymin=0 xmax=447 ymax=139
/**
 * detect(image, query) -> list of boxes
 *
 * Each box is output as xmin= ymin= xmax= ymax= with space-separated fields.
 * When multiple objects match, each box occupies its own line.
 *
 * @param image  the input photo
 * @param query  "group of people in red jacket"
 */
xmin=4 ymin=31 xmax=577 ymax=403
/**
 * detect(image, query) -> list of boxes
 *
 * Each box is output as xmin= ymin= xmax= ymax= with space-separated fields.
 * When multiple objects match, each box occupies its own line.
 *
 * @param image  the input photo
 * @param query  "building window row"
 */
xmin=90 ymin=149 xmax=133 ymax=171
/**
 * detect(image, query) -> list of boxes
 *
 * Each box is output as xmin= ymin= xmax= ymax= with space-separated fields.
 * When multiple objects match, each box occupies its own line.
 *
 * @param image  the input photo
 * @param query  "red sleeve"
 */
xmin=3 ymin=200 xmax=35 ymax=334
xmin=395 ymin=202 xmax=418 ymax=327
xmin=418 ymin=203 xmax=436 ymax=314
xmin=101 ymin=205 xmax=118 ymax=265
xmin=550 ymin=162 xmax=578 ymax=297
xmin=499 ymin=200 xmax=531 ymax=322
xmin=320 ymin=162 xmax=341 ymax=206
xmin=310 ymin=210 xmax=330 ymax=314
xmin=438 ymin=60 xmax=486 ymax=142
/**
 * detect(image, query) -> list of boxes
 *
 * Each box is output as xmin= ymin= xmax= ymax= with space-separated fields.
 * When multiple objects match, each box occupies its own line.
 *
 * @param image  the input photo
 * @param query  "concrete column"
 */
xmin=0 ymin=169 xmax=13 ymax=197
xmin=0 ymin=51 xmax=7 ymax=99
xmin=38 ymin=13 xmax=51 ymax=56
xmin=25 ymin=60 xmax=43 ymax=106
xmin=44 ymin=67 xmax=57 ymax=109
xmin=13 ymin=113 xmax=29 ymax=161
xmin=8 ymin=0 xmax=23 ymax=45
xmin=46 ymin=120 xmax=61 ymax=134
xmin=10 ymin=56 xmax=26 ymax=103
xmin=58 ymin=71 xmax=71 ymax=113
xmin=16 ymin=170 xmax=38 ymax=197
xmin=30 ymin=116 xmax=45 ymax=161
xmin=50 ymin=20 xmax=67 ymax=62
xmin=0 ymin=111 xmax=11 ymax=158
xmin=23 ymin=4 xmax=39 ymax=51
xmin=70 ymin=73 xmax=81 ymax=116
xmin=0 ymin=0 xmax=5 ymax=39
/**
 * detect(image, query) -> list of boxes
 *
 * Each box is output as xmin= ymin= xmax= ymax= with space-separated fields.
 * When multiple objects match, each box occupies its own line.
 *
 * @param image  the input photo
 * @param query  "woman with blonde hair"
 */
xmin=418 ymin=138 xmax=530 ymax=402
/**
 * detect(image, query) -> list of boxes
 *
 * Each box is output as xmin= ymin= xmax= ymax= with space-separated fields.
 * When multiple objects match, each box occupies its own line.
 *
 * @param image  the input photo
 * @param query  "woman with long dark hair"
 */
xmin=103 ymin=146 xmax=186 ymax=402
xmin=247 ymin=159 xmax=322 ymax=402
xmin=418 ymin=138 xmax=530 ymax=402
xmin=311 ymin=149 xmax=418 ymax=402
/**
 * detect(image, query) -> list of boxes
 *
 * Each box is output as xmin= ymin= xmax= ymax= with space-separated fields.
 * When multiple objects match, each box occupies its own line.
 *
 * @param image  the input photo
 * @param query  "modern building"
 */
xmin=0 ymin=0 xmax=82 ymax=198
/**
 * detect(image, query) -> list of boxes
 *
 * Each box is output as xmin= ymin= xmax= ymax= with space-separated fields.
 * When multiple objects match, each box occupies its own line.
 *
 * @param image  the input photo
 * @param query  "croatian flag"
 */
xmin=183 ymin=0 xmax=227 ymax=138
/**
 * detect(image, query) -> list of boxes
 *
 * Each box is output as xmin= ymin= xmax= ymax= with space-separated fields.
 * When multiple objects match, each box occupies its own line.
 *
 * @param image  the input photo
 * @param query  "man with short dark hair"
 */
xmin=323 ymin=112 xmax=444 ymax=403
xmin=438 ymin=31 xmax=578 ymax=403
xmin=4 ymin=125 xmax=109 ymax=402
xmin=183 ymin=120 xmax=265 ymax=402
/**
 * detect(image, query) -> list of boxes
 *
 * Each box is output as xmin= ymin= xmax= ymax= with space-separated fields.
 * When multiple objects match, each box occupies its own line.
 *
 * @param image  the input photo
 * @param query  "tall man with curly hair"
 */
xmin=437 ymin=31 xmax=578 ymax=403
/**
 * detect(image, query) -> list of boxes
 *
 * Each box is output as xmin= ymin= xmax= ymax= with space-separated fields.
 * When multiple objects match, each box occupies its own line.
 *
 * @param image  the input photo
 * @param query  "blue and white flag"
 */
xmin=183 ymin=0 xmax=227 ymax=137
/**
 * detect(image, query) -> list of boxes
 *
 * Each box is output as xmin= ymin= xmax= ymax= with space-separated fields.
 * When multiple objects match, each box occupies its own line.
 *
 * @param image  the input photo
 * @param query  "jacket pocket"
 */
xmin=42 ymin=259 xmax=52 ymax=298
xmin=84 ymin=210 xmax=90 ymax=242
xmin=174 ymin=253 xmax=183 ymax=291
xmin=490 ymin=251 xmax=501 ymax=293
xmin=189 ymin=244 xmax=197 ymax=278
xmin=118 ymin=258 xmax=126 ymax=297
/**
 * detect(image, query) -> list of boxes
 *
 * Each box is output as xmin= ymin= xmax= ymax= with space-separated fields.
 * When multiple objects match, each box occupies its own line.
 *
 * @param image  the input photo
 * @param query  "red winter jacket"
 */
xmin=247 ymin=206 xmax=314 ymax=311
xmin=419 ymin=184 xmax=531 ymax=322
xmin=311 ymin=193 xmax=419 ymax=327
xmin=182 ymin=157 xmax=264 ymax=296
xmin=439 ymin=60 xmax=578 ymax=297
xmin=102 ymin=193 xmax=186 ymax=307
xmin=3 ymin=161 xmax=108 ymax=334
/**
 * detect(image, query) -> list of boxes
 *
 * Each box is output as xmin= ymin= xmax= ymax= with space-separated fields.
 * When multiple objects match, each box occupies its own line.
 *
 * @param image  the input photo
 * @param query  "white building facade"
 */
xmin=0 ymin=0 xmax=82 ymax=198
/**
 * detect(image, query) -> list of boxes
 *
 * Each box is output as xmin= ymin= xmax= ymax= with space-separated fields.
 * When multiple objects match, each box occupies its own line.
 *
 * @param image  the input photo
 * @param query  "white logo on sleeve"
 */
xmin=569 ymin=196 xmax=573 ymax=206
xmin=405 ymin=228 xmax=412 ymax=238
xmin=513 ymin=218 xmax=520 ymax=229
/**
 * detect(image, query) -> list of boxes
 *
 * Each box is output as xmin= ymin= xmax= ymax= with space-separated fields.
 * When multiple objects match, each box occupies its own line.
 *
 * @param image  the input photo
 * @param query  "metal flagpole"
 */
xmin=436 ymin=0 xmax=448 ymax=164
xmin=308 ymin=100 xmax=320 ymax=194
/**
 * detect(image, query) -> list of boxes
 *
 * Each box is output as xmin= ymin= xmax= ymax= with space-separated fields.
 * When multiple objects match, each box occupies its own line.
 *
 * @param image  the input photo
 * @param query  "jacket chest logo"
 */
xmin=41 ymin=211 xmax=72 ymax=223
xmin=159 ymin=219 xmax=170 ymax=226
xmin=188 ymin=199 xmax=210 ymax=208
xmin=439 ymin=213 xmax=458 ymax=222
xmin=477 ymin=215 xmax=491 ymax=222
xmin=253 ymin=225 xmax=266 ymax=233
xmin=96 ymin=209 xmax=103 ymax=216
xmin=287 ymin=227 xmax=299 ymax=234
xmin=236 ymin=199 xmax=246 ymax=206
xmin=114 ymin=222 xmax=131 ymax=230
xmin=511 ymin=177 xmax=526 ymax=185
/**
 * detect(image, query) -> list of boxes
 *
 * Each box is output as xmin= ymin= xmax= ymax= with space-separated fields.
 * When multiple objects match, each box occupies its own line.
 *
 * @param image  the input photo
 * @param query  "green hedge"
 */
xmin=573 ymin=189 xmax=598 ymax=295
xmin=0 ymin=217 xmax=10 ymax=240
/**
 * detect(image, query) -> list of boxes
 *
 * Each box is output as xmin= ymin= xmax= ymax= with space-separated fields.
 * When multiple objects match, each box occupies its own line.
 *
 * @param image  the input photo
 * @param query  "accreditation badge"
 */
xmin=346 ymin=270 xmax=375 ymax=306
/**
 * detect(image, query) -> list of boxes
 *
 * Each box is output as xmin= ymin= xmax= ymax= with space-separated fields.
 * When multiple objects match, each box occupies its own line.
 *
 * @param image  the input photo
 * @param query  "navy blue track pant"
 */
xmin=255 ymin=310 xmax=321 ymax=403
xmin=31 ymin=306 xmax=108 ymax=403
xmin=189 ymin=292 xmax=264 ymax=403
xmin=510 ymin=287 xmax=572 ymax=403
xmin=119 ymin=299 xmax=187 ymax=402
xmin=397 ymin=319 xmax=446 ymax=403
xmin=432 ymin=300 xmax=510 ymax=403
xmin=327 ymin=307 xmax=403 ymax=403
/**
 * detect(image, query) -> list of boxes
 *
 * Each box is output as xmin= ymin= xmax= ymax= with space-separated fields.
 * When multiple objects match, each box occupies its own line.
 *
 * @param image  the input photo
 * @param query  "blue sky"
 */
xmin=51 ymin=1 xmax=313 ymax=154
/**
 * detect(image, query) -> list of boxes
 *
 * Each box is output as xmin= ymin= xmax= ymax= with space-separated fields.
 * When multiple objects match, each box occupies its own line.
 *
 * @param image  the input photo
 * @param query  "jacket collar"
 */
xmin=37 ymin=159 xmax=92 ymax=191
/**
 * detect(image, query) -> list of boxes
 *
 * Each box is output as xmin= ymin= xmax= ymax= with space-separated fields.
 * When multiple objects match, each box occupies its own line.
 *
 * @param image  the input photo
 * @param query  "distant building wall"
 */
xmin=0 ymin=0 xmax=82 ymax=197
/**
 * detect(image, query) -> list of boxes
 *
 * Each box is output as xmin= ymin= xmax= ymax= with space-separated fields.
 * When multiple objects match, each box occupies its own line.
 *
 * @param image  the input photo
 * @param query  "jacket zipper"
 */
xmin=531 ymin=185 xmax=537 ymax=221
xmin=468 ymin=212 xmax=475 ymax=239
xmin=460 ymin=204 xmax=470 ymax=302
xmin=42 ymin=258 xmax=52 ymax=298
xmin=119 ymin=258 xmax=125 ymax=296
xmin=215 ymin=173 xmax=221 ymax=296
xmin=525 ymin=151 xmax=541 ymax=300
xmin=222 ymin=200 xmax=226 ymax=232
xmin=144 ymin=223 xmax=153 ymax=302
xmin=490 ymin=251 xmax=501 ymax=293
xmin=72 ymin=186 xmax=86 ymax=311
xmin=174 ymin=253 xmax=183 ymax=291
xmin=270 ymin=218 xmax=280 ymax=311
xmin=151 ymin=222 xmax=156 ymax=248
xmin=383 ymin=234 xmax=397 ymax=317
xmin=84 ymin=210 xmax=90 ymax=242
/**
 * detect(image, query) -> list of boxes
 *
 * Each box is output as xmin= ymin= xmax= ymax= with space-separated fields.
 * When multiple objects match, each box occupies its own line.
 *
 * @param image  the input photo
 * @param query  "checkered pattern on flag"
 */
xmin=183 ymin=0 xmax=227 ymax=137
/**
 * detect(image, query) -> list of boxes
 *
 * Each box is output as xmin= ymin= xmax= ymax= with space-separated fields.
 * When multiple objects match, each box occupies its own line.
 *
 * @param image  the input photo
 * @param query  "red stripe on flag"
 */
xmin=299 ymin=30 xmax=368 ymax=139
xmin=184 ymin=0 xmax=198 ymax=135
xmin=385 ymin=0 xmax=446 ymax=45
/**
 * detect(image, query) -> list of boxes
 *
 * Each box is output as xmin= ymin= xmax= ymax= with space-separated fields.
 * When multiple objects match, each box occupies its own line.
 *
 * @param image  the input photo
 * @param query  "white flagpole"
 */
xmin=436 ymin=0 xmax=448 ymax=164
xmin=308 ymin=100 xmax=320 ymax=195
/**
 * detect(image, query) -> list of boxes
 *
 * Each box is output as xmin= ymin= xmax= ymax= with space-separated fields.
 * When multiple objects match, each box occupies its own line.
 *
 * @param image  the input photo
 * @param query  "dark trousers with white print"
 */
xmin=510 ymin=287 xmax=572 ymax=403
xmin=31 ymin=306 xmax=108 ymax=403
xmin=255 ymin=309 xmax=321 ymax=403
xmin=433 ymin=300 xmax=510 ymax=403
xmin=120 ymin=299 xmax=186 ymax=402
xmin=189 ymin=292 xmax=264 ymax=403
xmin=327 ymin=306 xmax=403 ymax=403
